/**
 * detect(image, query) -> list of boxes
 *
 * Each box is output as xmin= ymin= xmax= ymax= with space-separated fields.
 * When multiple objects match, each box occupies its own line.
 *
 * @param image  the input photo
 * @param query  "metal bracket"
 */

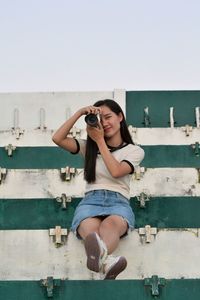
xmin=5 ymin=144 xmax=16 ymax=157
xmin=128 ymin=125 xmax=137 ymax=135
xmin=195 ymin=107 xmax=200 ymax=128
xmin=68 ymin=126 xmax=81 ymax=138
xmin=181 ymin=124 xmax=193 ymax=137
xmin=143 ymin=107 xmax=151 ymax=127
xmin=12 ymin=108 xmax=24 ymax=139
xmin=12 ymin=127 xmax=24 ymax=140
xmin=56 ymin=193 xmax=72 ymax=210
xmin=134 ymin=166 xmax=146 ymax=180
xmin=144 ymin=275 xmax=166 ymax=296
xmin=49 ymin=226 xmax=68 ymax=247
xmin=169 ymin=107 xmax=175 ymax=128
xmin=136 ymin=192 xmax=150 ymax=208
xmin=40 ymin=276 xmax=61 ymax=298
xmin=60 ymin=166 xmax=76 ymax=181
xmin=197 ymin=168 xmax=200 ymax=184
xmin=139 ymin=225 xmax=157 ymax=243
xmin=38 ymin=108 xmax=47 ymax=130
xmin=0 ymin=167 xmax=7 ymax=184
xmin=191 ymin=142 xmax=200 ymax=156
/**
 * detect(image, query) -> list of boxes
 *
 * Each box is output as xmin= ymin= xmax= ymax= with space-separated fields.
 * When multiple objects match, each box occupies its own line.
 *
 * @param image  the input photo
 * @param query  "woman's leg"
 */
xmin=78 ymin=217 xmax=106 ymax=272
xmin=78 ymin=215 xmax=128 ymax=278
xmin=99 ymin=215 xmax=128 ymax=254
xmin=78 ymin=215 xmax=128 ymax=253
xmin=77 ymin=217 xmax=102 ymax=239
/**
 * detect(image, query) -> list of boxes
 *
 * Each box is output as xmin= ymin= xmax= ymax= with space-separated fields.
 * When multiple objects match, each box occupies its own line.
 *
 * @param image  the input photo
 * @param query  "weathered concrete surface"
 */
xmin=129 ymin=127 xmax=200 ymax=145
xmin=0 ymin=229 xmax=199 ymax=280
xmin=0 ymin=127 xmax=199 ymax=146
xmin=0 ymin=168 xmax=199 ymax=198
xmin=0 ymin=90 xmax=125 ymax=130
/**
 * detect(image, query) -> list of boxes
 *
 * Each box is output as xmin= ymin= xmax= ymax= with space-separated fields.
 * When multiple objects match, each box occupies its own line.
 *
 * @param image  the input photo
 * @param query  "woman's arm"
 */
xmin=97 ymin=139 xmax=132 ymax=178
xmin=87 ymin=125 xmax=132 ymax=178
xmin=52 ymin=106 xmax=101 ymax=153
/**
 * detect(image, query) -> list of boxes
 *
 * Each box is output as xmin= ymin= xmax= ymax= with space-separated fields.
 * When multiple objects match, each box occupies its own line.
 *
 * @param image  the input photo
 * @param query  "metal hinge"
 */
xmin=191 ymin=142 xmax=200 ymax=156
xmin=128 ymin=125 xmax=137 ymax=135
xmin=68 ymin=126 xmax=81 ymax=138
xmin=5 ymin=144 xmax=16 ymax=157
xmin=136 ymin=192 xmax=150 ymax=208
xmin=144 ymin=275 xmax=166 ymax=296
xmin=139 ymin=225 xmax=157 ymax=243
xmin=0 ymin=167 xmax=7 ymax=184
xmin=134 ymin=166 xmax=146 ymax=180
xmin=12 ymin=127 xmax=24 ymax=139
xmin=40 ymin=276 xmax=61 ymax=298
xmin=49 ymin=226 xmax=68 ymax=247
xmin=56 ymin=194 xmax=72 ymax=209
xmin=60 ymin=166 xmax=76 ymax=181
xmin=181 ymin=124 xmax=193 ymax=136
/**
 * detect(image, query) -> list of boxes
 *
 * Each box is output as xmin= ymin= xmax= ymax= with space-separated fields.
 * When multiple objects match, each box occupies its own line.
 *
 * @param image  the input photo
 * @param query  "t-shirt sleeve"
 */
xmin=70 ymin=139 xmax=86 ymax=157
xmin=122 ymin=145 xmax=145 ymax=173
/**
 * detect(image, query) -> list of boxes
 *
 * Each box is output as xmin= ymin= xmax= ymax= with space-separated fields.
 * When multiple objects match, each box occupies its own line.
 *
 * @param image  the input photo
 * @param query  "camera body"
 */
xmin=85 ymin=113 xmax=99 ymax=127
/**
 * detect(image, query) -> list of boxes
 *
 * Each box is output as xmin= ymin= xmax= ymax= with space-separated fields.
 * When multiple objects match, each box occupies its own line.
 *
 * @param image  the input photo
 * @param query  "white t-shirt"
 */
xmin=76 ymin=139 xmax=145 ymax=199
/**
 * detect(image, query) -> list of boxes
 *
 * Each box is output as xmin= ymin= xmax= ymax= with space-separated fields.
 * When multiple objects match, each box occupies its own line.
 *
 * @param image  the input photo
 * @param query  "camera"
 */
xmin=85 ymin=113 xmax=99 ymax=127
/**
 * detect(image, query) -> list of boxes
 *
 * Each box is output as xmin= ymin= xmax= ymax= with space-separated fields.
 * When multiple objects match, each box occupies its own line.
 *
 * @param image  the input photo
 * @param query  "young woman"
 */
xmin=52 ymin=99 xmax=144 ymax=279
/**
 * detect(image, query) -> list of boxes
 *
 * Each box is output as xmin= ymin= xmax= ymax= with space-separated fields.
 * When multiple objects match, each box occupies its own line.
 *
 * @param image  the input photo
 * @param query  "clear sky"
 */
xmin=0 ymin=0 xmax=200 ymax=92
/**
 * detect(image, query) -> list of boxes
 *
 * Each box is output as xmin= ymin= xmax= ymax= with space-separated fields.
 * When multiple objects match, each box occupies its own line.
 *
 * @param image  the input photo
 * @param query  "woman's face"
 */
xmin=99 ymin=105 xmax=123 ymax=138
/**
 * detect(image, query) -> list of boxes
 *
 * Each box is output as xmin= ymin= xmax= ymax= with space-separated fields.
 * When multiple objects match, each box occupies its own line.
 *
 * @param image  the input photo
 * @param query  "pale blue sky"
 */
xmin=0 ymin=0 xmax=200 ymax=92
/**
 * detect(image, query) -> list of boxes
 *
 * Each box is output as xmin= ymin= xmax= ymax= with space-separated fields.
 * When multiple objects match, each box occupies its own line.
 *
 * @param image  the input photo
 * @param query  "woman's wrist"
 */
xmin=96 ymin=138 xmax=107 ymax=149
xmin=74 ymin=110 xmax=83 ymax=119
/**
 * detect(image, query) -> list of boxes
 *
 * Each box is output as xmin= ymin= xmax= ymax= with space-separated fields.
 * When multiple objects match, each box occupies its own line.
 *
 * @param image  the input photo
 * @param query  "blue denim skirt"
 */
xmin=71 ymin=190 xmax=135 ymax=234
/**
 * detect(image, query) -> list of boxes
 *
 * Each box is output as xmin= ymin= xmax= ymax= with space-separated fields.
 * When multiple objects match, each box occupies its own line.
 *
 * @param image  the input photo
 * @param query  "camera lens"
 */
xmin=85 ymin=113 xmax=98 ymax=127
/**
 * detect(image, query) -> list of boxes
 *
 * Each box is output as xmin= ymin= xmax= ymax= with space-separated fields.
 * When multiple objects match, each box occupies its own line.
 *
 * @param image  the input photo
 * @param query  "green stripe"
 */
xmin=126 ymin=91 xmax=200 ymax=127
xmin=0 ymin=279 xmax=200 ymax=300
xmin=1 ymin=197 xmax=200 ymax=230
xmin=141 ymin=145 xmax=200 ymax=167
xmin=1 ymin=146 xmax=200 ymax=168
xmin=0 ymin=198 xmax=80 ymax=230
xmin=0 ymin=147 xmax=84 ymax=168
xmin=132 ymin=197 xmax=200 ymax=228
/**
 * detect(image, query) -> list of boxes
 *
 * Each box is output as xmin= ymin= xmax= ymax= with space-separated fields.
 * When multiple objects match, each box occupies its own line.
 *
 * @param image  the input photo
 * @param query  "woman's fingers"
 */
xmin=86 ymin=106 xmax=101 ymax=115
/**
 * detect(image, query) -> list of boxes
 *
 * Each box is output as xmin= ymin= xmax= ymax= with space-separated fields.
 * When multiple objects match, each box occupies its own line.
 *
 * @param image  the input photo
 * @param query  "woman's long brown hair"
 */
xmin=84 ymin=99 xmax=134 ymax=183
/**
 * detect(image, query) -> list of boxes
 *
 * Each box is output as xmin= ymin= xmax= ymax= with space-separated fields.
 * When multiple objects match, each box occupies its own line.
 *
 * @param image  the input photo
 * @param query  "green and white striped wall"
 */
xmin=0 ymin=90 xmax=200 ymax=299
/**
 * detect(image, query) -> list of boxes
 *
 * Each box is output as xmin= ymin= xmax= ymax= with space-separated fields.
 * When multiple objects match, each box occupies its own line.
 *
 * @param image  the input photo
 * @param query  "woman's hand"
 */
xmin=86 ymin=122 xmax=104 ymax=143
xmin=79 ymin=105 xmax=104 ymax=144
xmin=78 ymin=106 xmax=101 ymax=116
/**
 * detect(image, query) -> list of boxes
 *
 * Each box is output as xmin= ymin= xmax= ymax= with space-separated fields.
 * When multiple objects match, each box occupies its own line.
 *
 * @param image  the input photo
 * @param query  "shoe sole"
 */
xmin=104 ymin=257 xmax=127 ymax=280
xmin=84 ymin=233 xmax=101 ymax=272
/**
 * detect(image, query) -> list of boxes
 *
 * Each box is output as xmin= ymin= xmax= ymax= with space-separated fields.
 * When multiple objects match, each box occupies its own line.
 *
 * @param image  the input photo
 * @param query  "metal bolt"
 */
xmin=5 ymin=144 xmax=16 ymax=157
xmin=56 ymin=194 xmax=72 ymax=209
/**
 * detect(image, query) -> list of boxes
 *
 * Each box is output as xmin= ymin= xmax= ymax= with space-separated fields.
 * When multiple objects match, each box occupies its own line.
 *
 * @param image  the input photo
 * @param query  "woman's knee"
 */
xmin=77 ymin=217 xmax=101 ymax=238
xmin=100 ymin=215 xmax=128 ymax=236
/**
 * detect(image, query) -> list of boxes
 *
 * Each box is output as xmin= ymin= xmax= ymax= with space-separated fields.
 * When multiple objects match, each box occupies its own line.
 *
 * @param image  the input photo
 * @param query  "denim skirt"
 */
xmin=71 ymin=190 xmax=135 ymax=235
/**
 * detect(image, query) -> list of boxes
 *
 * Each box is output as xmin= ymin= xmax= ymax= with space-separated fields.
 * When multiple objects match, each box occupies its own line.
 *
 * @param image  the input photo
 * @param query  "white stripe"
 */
xmin=0 ymin=168 xmax=199 ymax=198
xmin=0 ymin=129 xmax=87 ymax=146
xmin=0 ymin=91 xmax=124 ymax=130
xmin=0 ymin=229 xmax=199 ymax=280
xmin=1 ymin=127 xmax=200 ymax=146
xmin=129 ymin=127 xmax=200 ymax=145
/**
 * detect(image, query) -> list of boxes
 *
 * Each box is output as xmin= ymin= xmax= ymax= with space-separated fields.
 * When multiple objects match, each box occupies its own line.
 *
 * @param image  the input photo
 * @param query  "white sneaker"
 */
xmin=101 ymin=255 xmax=127 ymax=280
xmin=84 ymin=232 xmax=107 ymax=272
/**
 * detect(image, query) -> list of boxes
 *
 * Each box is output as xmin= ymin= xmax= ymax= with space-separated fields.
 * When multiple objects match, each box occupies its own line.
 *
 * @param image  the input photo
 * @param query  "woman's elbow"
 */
xmin=111 ymin=170 xmax=121 ymax=178
xmin=110 ymin=167 xmax=130 ymax=178
xmin=52 ymin=135 xmax=59 ymax=145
